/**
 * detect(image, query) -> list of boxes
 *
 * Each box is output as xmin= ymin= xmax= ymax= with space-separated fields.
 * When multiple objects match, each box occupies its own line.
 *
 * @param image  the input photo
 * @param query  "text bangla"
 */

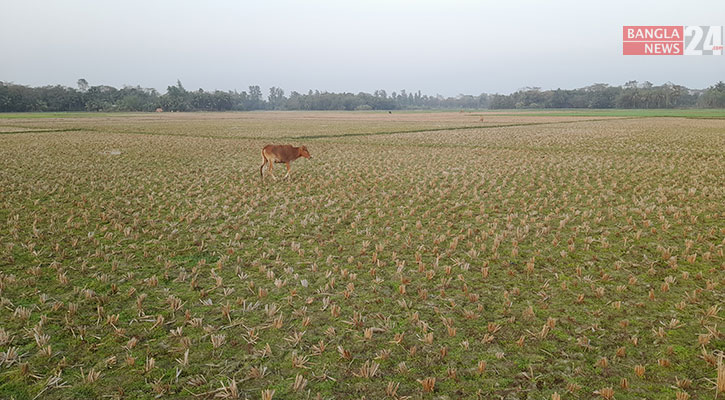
xmin=626 ymin=27 xmax=681 ymax=40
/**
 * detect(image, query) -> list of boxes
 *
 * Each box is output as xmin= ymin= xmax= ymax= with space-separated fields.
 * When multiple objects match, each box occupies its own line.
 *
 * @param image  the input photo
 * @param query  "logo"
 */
xmin=623 ymin=26 xmax=723 ymax=55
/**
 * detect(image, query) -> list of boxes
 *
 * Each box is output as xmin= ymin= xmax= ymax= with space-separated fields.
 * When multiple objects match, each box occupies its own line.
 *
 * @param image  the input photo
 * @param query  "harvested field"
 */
xmin=0 ymin=111 xmax=723 ymax=399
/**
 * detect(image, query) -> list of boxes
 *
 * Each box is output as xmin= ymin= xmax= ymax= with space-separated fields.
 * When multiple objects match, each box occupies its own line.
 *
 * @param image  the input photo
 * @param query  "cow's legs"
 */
xmin=284 ymin=162 xmax=291 ymax=179
xmin=260 ymin=159 xmax=267 ymax=180
xmin=267 ymin=162 xmax=277 ymax=180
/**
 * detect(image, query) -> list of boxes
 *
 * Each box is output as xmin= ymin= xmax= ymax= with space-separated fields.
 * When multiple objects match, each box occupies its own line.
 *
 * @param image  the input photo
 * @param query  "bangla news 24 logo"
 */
xmin=623 ymin=26 xmax=723 ymax=55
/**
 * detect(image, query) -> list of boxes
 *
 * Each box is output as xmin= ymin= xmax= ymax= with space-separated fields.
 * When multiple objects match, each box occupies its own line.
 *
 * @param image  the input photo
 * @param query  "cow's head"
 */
xmin=299 ymin=145 xmax=312 ymax=159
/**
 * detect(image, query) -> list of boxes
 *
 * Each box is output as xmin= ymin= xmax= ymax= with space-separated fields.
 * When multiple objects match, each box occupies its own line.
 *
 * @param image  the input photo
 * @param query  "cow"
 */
xmin=260 ymin=144 xmax=311 ymax=180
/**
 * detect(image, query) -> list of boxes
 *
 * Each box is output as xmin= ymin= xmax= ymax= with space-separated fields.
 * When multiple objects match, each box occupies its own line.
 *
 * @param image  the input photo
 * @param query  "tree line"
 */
xmin=489 ymin=81 xmax=725 ymax=109
xmin=1 ymin=79 xmax=724 ymax=112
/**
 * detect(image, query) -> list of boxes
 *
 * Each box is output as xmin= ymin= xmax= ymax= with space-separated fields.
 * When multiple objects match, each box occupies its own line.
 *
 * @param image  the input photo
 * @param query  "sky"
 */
xmin=1 ymin=0 xmax=724 ymax=96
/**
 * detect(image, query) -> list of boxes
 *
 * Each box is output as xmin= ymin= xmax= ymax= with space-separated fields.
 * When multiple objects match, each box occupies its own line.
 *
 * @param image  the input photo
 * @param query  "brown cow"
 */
xmin=260 ymin=144 xmax=311 ymax=180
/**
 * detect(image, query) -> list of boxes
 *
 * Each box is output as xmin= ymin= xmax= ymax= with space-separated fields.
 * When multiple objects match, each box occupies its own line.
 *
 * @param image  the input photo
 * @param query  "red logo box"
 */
xmin=623 ymin=26 xmax=684 ymax=55
xmin=623 ymin=26 xmax=683 ymax=42
xmin=623 ymin=41 xmax=683 ymax=55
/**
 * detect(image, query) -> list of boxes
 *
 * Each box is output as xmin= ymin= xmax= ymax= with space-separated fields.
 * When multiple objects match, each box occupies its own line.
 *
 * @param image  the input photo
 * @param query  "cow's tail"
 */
xmin=260 ymin=149 xmax=267 ymax=180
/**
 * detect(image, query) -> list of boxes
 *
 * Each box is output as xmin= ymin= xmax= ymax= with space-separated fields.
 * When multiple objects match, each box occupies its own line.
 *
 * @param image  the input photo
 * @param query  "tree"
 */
xmin=268 ymin=87 xmax=286 ymax=110
xmin=585 ymin=84 xmax=616 ymax=108
xmin=699 ymin=81 xmax=725 ymax=108
xmin=77 ymin=78 xmax=89 ymax=92
xmin=162 ymin=80 xmax=191 ymax=111
xmin=248 ymin=85 xmax=263 ymax=109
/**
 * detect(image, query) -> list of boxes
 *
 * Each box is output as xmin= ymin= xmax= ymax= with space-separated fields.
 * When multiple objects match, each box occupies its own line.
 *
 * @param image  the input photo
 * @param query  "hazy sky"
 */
xmin=2 ymin=0 xmax=724 ymax=96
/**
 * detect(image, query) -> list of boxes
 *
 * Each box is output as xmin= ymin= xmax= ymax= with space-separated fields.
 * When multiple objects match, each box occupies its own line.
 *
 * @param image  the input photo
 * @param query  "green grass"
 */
xmin=0 ymin=112 xmax=149 ymax=119
xmin=3 ymin=108 xmax=725 ymax=119
xmin=480 ymin=108 xmax=725 ymax=118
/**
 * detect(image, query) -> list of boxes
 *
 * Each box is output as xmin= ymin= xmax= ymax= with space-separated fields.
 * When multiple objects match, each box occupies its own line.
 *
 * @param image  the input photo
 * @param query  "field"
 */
xmin=0 ymin=111 xmax=723 ymax=399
